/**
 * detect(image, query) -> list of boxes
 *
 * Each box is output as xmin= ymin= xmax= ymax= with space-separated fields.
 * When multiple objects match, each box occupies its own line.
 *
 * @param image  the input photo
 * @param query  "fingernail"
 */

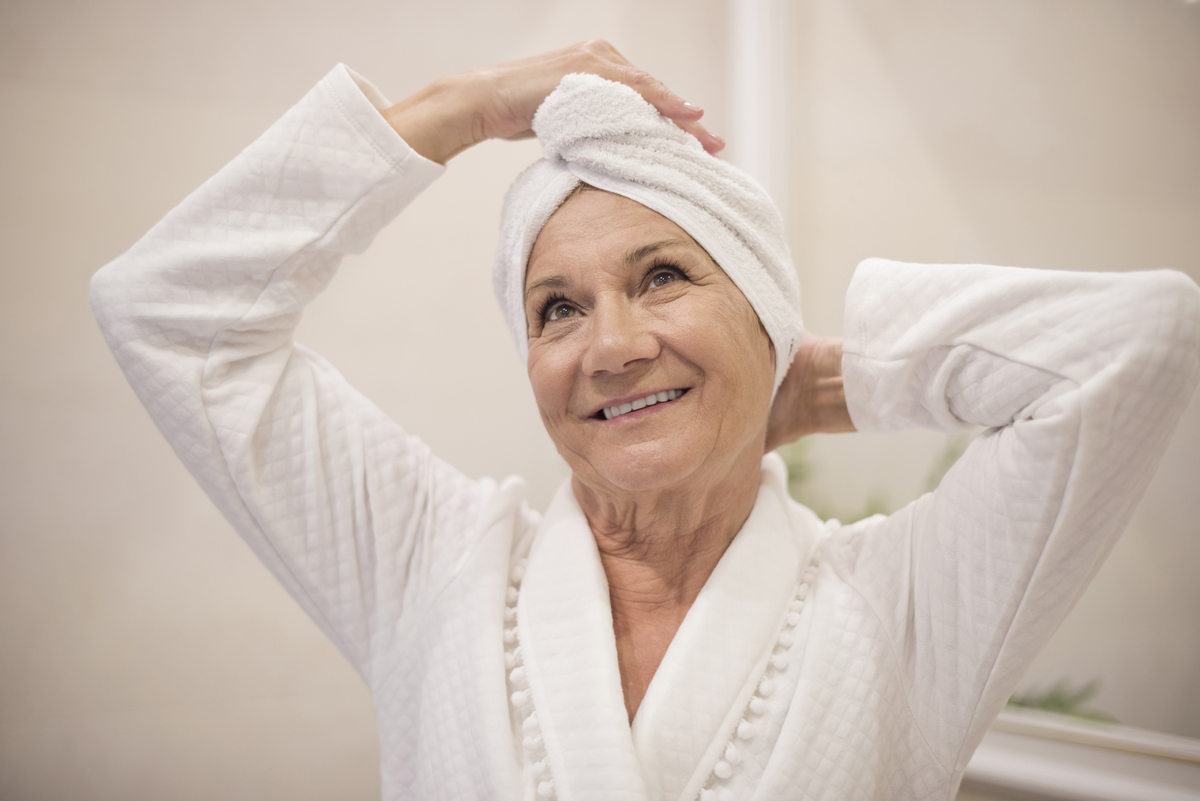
xmin=711 ymin=133 xmax=726 ymax=149
xmin=683 ymin=101 xmax=704 ymax=114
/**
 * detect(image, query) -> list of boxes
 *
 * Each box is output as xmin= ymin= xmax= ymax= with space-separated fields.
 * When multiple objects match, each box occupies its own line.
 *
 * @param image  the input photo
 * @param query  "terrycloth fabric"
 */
xmin=494 ymin=73 xmax=803 ymax=393
xmin=90 ymin=65 xmax=1200 ymax=801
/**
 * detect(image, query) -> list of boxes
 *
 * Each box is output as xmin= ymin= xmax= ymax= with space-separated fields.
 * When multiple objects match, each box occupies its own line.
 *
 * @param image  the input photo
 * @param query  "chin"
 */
xmin=580 ymin=440 xmax=710 ymax=495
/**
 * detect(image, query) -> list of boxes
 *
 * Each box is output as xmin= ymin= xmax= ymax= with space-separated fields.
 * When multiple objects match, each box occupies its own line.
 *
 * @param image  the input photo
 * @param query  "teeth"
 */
xmin=602 ymin=389 xmax=684 ymax=420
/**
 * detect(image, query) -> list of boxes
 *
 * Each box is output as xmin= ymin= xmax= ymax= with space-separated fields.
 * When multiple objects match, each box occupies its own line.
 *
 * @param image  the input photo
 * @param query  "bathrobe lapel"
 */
xmin=518 ymin=482 xmax=649 ymax=801
xmin=517 ymin=457 xmax=811 ymax=801
xmin=631 ymin=457 xmax=807 ymax=801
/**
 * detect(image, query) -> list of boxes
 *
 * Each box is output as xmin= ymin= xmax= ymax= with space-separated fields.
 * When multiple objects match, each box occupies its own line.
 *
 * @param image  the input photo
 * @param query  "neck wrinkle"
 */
xmin=571 ymin=442 xmax=764 ymax=619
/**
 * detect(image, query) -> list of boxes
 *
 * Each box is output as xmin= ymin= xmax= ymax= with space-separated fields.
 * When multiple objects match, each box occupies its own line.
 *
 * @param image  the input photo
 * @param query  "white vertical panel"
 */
xmin=729 ymin=0 xmax=791 ymax=227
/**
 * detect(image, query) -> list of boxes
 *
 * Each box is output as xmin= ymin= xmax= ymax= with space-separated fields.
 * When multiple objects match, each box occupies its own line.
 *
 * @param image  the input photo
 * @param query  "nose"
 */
xmin=581 ymin=295 xmax=659 ymax=376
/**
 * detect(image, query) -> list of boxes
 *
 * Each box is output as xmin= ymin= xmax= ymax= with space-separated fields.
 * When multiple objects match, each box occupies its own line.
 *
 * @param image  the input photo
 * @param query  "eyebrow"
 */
xmin=623 ymin=238 xmax=692 ymax=267
xmin=524 ymin=274 xmax=571 ymax=302
xmin=523 ymin=238 xmax=694 ymax=302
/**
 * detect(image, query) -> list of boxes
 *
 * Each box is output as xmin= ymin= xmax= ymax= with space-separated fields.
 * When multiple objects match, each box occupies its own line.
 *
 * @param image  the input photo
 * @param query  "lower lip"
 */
xmin=598 ymin=392 xmax=687 ymax=422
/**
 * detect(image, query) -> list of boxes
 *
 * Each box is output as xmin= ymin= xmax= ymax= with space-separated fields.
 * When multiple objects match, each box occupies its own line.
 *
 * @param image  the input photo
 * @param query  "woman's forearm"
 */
xmin=382 ymin=74 xmax=484 ymax=164
xmin=89 ymin=64 xmax=455 ymax=676
xmin=92 ymin=66 xmax=439 ymax=368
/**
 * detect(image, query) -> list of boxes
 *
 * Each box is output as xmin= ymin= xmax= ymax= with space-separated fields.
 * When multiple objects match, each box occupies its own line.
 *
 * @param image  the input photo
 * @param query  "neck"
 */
xmin=571 ymin=443 xmax=764 ymax=721
xmin=572 ymin=441 xmax=764 ymax=627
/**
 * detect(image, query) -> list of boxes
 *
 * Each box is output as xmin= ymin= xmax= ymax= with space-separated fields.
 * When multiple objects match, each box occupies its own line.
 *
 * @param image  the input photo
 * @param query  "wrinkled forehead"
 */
xmin=524 ymin=186 xmax=718 ymax=287
xmin=493 ymin=153 xmax=801 ymax=395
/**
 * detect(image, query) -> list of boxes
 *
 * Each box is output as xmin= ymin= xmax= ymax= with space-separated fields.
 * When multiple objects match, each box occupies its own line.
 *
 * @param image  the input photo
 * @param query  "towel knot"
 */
xmin=533 ymin=73 xmax=702 ymax=163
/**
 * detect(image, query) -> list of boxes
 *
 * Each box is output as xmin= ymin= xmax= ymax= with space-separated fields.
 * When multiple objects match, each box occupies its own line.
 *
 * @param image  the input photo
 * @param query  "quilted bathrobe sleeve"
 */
xmin=832 ymin=259 xmax=1200 ymax=776
xmin=89 ymin=64 xmax=487 ymax=689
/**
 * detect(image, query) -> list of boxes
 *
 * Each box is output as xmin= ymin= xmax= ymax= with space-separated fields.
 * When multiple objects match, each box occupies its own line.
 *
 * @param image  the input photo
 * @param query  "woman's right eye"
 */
xmin=546 ymin=302 xmax=578 ymax=322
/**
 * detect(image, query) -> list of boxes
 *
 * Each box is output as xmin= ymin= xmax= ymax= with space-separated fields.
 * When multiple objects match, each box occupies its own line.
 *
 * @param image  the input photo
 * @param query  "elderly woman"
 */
xmin=91 ymin=43 xmax=1198 ymax=801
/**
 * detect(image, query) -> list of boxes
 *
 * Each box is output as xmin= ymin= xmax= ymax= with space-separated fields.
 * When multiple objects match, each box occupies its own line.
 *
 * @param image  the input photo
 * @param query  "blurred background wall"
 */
xmin=0 ymin=1 xmax=1195 ymax=798
xmin=780 ymin=0 xmax=1200 ymax=744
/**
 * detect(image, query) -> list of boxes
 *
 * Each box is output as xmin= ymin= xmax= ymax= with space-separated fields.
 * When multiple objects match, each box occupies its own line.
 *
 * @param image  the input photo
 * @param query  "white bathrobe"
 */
xmin=90 ymin=65 xmax=1200 ymax=801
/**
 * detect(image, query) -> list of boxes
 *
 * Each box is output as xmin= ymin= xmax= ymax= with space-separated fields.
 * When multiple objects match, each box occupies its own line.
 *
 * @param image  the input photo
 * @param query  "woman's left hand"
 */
xmin=765 ymin=334 xmax=856 ymax=452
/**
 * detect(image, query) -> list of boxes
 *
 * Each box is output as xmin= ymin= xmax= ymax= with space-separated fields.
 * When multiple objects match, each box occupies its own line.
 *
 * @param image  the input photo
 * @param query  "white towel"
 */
xmin=493 ymin=73 xmax=803 ymax=393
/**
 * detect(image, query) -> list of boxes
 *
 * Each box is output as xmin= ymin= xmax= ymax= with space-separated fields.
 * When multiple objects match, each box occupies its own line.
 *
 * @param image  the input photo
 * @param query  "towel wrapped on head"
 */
xmin=493 ymin=73 xmax=803 ymax=393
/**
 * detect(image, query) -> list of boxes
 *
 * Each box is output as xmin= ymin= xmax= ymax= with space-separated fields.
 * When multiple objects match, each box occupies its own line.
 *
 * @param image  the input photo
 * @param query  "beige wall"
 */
xmin=0 ymin=1 xmax=1195 ymax=799
xmin=784 ymin=0 xmax=1200 ymax=739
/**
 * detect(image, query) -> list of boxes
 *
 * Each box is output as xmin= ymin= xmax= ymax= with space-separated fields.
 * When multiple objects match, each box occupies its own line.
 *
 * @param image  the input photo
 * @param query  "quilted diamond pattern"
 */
xmin=90 ymin=62 xmax=1200 ymax=801
xmin=838 ymin=259 xmax=1200 ymax=785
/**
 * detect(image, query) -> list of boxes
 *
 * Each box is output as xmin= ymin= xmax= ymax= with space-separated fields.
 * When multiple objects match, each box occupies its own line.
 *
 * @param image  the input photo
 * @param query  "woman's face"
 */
xmin=524 ymin=189 xmax=775 ymax=497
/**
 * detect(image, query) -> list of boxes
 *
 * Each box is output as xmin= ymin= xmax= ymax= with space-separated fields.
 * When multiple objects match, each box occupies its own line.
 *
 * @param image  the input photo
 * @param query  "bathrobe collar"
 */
xmin=517 ymin=455 xmax=811 ymax=801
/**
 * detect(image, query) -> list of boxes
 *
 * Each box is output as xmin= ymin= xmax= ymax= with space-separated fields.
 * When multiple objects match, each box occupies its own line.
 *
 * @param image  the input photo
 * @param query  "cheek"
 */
xmin=526 ymin=345 xmax=575 ymax=420
xmin=727 ymin=295 xmax=772 ymax=368
xmin=707 ymin=311 xmax=773 ymax=417
xmin=669 ymin=295 xmax=770 ymax=378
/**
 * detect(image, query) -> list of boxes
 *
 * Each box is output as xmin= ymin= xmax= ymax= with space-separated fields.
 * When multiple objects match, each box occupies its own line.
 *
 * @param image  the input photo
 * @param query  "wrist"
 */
xmin=765 ymin=335 xmax=854 ymax=451
xmin=804 ymin=337 xmax=853 ymax=435
xmin=382 ymin=75 xmax=482 ymax=165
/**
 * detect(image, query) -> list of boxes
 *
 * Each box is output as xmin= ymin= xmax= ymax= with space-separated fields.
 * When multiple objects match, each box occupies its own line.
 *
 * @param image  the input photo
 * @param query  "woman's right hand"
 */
xmin=765 ymin=334 xmax=856 ymax=452
xmin=382 ymin=41 xmax=724 ymax=164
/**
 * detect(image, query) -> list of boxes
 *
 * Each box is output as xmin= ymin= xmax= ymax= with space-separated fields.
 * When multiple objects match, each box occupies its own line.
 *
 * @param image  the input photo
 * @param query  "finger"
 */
xmin=584 ymin=61 xmax=723 ymax=151
xmin=603 ymin=64 xmax=705 ymax=122
xmin=673 ymin=118 xmax=726 ymax=155
xmin=570 ymin=43 xmax=703 ymax=121
xmin=576 ymin=55 xmax=723 ymax=152
xmin=487 ymin=42 xmax=722 ymax=151
xmin=594 ymin=63 xmax=723 ymax=153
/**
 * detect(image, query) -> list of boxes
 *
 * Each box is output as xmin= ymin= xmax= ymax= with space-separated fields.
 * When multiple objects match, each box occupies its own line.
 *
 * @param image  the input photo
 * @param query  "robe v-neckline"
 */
xmin=516 ymin=455 xmax=810 ymax=801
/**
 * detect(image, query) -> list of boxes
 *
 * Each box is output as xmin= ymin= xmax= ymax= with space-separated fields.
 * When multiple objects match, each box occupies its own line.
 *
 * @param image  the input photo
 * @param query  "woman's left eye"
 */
xmin=648 ymin=265 xmax=686 ymax=288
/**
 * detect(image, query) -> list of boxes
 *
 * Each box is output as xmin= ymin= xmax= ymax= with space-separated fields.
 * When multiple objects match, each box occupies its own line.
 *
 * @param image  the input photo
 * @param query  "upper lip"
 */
xmin=587 ymin=388 xmax=688 ymax=419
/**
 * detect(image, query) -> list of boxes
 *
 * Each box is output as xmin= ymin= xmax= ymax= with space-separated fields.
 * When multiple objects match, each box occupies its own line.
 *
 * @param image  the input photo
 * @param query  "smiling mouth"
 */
xmin=596 ymin=389 xmax=689 ymax=420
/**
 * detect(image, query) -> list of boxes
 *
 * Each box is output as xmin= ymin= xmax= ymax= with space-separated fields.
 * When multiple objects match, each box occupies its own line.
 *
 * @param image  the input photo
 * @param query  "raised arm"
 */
xmin=90 ymin=44 xmax=718 ymax=689
xmin=816 ymin=260 xmax=1199 ymax=773
xmin=89 ymin=64 xmax=462 ymax=687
